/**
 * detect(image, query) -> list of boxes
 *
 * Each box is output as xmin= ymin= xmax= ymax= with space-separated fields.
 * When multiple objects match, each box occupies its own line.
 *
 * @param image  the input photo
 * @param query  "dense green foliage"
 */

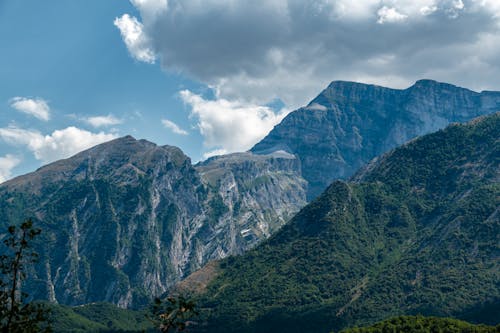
xmin=338 ymin=316 xmax=499 ymax=333
xmin=193 ymin=114 xmax=500 ymax=332
xmin=46 ymin=302 xmax=153 ymax=332
xmin=148 ymin=295 xmax=198 ymax=332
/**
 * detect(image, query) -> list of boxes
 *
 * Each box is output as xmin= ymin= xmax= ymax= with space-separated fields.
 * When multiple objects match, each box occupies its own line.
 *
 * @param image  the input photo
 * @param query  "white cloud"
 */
xmin=0 ymin=154 xmax=21 ymax=183
xmin=475 ymin=0 xmax=500 ymax=18
xmin=161 ymin=118 xmax=188 ymax=135
xmin=85 ymin=115 xmax=123 ymax=127
xmin=10 ymin=97 xmax=51 ymax=121
xmin=453 ymin=0 xmax=465 ymax=10
xmin=202 ymin=148 xmax=228 ymax=160
xmin=114 ymin=14 xmax=156 ymax=63
xmin=377 ymin=6 xmax=408 ymax=24
xmin=0 ymin=126 xmax=117 ymax=164
xmin=115 ymin=0 xmax=500 ymax=110
xmin=420 ymin=5 xmax=438 ymax=15
xmin=180 ymin=90 xmax=289 ymax=153
xmin=131 ymin=0 xmax=168 ymax=21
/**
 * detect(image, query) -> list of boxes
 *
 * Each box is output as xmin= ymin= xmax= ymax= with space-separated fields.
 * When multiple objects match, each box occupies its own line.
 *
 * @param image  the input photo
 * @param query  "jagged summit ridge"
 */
xmin=3 ymin=135 xmax=190 ymax=193
xmin=252 ymin=79 xmax=500 ymax=199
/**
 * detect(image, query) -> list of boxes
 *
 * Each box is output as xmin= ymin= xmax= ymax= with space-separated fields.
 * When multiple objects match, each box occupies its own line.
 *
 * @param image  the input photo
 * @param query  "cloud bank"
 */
xmin=180 ymin=90 xmax=288 ymax=154
xmin=119 ymin=0 xmax=500 ymax=108
xmin=0 ymin=126 xmax=117 ymax=164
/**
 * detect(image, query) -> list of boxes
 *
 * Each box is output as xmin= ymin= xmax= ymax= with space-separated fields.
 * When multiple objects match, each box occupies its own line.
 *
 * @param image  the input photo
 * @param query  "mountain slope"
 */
xmin=0 ymin=137 xmax=306 ymax=308
xmin=339 ymin=316 xmax=499 ymax=333
xmin=193 ymin=113 xmax=500 ymax=332
xmin=252 ymin=79 xmax=500 ymax=199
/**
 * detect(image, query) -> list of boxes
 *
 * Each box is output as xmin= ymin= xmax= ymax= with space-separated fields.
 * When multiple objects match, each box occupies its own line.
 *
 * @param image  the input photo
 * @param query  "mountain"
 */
xmin=252 ymin=79 xmax=500 ymax=199
xmin=190 ymin=113 xmax=500 ymax=332
xmin=1 ymin=79 xmax=499 ymax=310
xmin=0 ymin=137 xmax=306 ymax=308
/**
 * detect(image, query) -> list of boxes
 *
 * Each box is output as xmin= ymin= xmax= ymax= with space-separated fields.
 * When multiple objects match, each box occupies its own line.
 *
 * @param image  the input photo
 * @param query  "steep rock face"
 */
xmin=195 ymin=151 xmax=306 ymax=253
xmin=1 ymin=136 xmax=206 ymax=307
xmin=194 ymin=113 xmax=500 ymax=333
xmin=251 ymin=79 xmax=500 ymax=199
xmin=0 ymin=137 xmax=306 ymax=308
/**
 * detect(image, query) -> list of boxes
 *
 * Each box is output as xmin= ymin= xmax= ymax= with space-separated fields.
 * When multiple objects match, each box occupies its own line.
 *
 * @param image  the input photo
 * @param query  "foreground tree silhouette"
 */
xmin=0 ymin=219 xmax=51 ymax=333
xmin=149 ymin=295 xmax=198 ymax=332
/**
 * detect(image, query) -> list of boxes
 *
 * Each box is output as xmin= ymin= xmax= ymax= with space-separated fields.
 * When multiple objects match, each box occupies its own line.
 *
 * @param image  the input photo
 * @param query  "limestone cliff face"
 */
xmin=251 ymin=79 xmax=500 ymax=199
xmin=195 ymin=151 xmax=307 ymax=255
xmin=0 ymin=137 xmax=306 ymax=308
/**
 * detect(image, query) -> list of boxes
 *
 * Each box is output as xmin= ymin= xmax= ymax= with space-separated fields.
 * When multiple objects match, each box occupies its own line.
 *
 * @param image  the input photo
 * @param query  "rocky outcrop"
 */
xmin=251 ymin=79 xmax=500 ymax=199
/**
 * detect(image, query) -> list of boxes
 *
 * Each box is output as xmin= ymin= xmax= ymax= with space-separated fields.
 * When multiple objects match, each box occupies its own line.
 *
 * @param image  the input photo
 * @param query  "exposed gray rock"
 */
xmin=0 ymin=137 xmax=306 ymax=308
xmin=252 ymin=79 xmax=500 ymax=199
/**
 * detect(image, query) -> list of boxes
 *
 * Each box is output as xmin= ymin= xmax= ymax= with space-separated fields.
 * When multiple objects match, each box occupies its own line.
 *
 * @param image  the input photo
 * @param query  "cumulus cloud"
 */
xmin=161 ymin=118 xmax=188 ymax=135
xmin=85 ymin=115 xmax=123 ymax=127
xmin=114 ymin=14 xmax=156 ymax=63
xmin=118 ymin=0 xmax=500 ymax=108
xmin=0 ymin=126 xmax=117 ymax=163
xmin=10 ymin=97 xmax=51 ymax=121
xmin=377 ymin=6 xmax=408 ymax=23
xmin=0 ymin=154 xmax=21 ymax=183
xmin=180 ymin=90 xmax=288 ymax=153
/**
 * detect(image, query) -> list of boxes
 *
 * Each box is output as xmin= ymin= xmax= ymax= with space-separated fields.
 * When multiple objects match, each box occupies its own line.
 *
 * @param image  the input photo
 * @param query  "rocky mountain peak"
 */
xmin=308 ymin=80 xmax=399 ymax=108
xmin=2 ymin=135 xmax=191 ymax=194
xmin=252 ymin=79 xmax=500 ymax=199
xmin=0 ymin=140 xmax=306 ymax=308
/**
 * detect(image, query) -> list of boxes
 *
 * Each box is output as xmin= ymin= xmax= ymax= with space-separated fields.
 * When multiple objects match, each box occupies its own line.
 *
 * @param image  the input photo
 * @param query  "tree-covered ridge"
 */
xmin=193 ymin=113 xmax=500 ymax=332
xmin=338 ymin=316 xmax=499 ymax=333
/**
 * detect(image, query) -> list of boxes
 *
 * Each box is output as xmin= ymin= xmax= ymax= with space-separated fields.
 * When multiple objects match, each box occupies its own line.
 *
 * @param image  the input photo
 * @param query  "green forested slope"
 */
xmin=338 ymin=316 xmax=499 ymax=333
xmin=46 ymin=302 xmax=153 ymax=332
xmin=192 ymin=113 xmax=500 ymax=332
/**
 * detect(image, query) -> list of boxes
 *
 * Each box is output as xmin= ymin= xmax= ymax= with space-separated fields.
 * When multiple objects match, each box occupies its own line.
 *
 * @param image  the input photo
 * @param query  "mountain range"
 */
xmin=0 ymin=79 xmax=499 ymax=310
xmin=189 ymin=112 xmax=499 ymax=332
xmin=253 ymin=79 xmax=500 ymax=198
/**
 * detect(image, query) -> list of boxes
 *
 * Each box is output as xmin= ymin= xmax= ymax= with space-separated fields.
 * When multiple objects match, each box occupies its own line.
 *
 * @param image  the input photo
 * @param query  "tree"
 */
xmin=0 ymin=219 xmax=51 ymax=333
xmin=149 ymin=295 xmax=198 ymax=332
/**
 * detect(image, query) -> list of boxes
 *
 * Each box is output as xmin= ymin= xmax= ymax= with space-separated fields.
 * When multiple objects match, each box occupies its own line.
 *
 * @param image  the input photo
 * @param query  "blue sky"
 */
xmin=0 ymin=0 xmax=207 ymax=180
xmin=1 ymin=0 xmax=500 ymax=182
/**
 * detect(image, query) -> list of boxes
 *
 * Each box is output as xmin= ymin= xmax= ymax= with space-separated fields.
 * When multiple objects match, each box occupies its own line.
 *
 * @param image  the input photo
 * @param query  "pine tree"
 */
xmin=0 ymin=219 xmax=51 ymax=333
